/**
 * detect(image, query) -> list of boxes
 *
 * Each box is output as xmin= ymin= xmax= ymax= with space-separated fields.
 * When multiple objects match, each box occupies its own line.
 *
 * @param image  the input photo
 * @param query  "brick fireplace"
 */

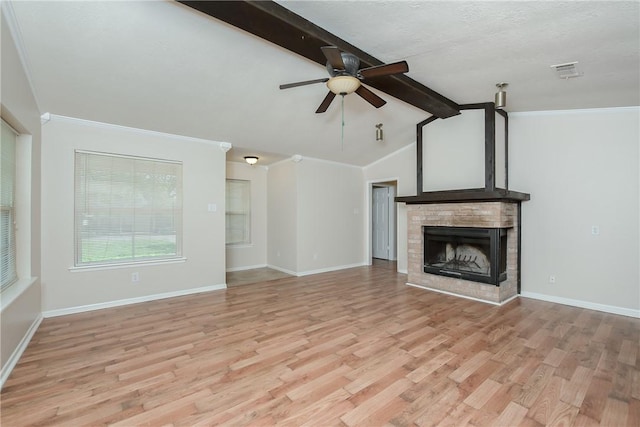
xmin=407 ymin=201 xmax=519 ymax=304
xmin=396 ymin=103 xmax=529 ymax=305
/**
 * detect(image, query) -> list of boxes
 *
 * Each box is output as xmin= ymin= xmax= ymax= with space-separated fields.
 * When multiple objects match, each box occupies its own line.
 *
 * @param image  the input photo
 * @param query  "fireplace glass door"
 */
xmin=423 ymin=226 xmax=507 ymax=285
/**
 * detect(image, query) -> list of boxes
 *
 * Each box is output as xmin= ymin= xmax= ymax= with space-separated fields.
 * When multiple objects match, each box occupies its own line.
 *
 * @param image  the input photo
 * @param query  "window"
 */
xmin=225 ymin=179 xmax=250 ymax=245
xmin=74 ymin=151 xmax=182 ymax=266
xmin=1 ymin=120 xmax=17 ymax=289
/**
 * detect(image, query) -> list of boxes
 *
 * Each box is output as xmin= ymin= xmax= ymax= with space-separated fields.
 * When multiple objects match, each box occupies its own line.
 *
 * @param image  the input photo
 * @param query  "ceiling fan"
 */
xmin=279 ymin=46 xmax=409 ymax=113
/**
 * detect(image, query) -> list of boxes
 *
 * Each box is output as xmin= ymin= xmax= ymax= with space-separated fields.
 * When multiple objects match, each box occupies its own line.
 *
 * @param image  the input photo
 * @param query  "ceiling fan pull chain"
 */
xmin=341 ymin=94 xmax=345 ymax=151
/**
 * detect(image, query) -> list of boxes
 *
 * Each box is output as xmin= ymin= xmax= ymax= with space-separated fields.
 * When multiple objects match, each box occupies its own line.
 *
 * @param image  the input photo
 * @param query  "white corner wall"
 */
xmin=511 ymin=107 xmax=640 ymax=315
xmin=297 ymin=158 xmax=366 ymax=274
xmin=40 ymin=117 xmax=227 ymax=314
xmin=225 ymin=161 xmax=268 ymax=271
xmin=267 ymin=160 xmax=298 ymax=273
xmin=267 ymin=157 xmax=366 ymax=276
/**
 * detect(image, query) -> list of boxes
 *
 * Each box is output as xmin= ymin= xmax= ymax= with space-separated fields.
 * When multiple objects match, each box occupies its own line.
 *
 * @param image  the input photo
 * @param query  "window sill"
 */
xmin=69 ymin=257 xmax=187 ymax=272
xmin=227 ymin=243 xmax=253 ymax=249
xmin=1 ymin=277 xmax=38 ymax=313
xmin=226 ymin=243 xmax=254 ymax=249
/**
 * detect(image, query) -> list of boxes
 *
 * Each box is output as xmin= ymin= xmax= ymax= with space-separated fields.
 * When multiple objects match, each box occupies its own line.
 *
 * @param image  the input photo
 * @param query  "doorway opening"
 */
xmin=371 ymin=181 xmax=397 ymax=263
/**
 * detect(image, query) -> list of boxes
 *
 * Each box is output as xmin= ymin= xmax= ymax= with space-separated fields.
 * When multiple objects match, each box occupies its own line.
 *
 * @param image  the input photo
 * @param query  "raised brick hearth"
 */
xmin=407 ymin=202 xmax=519 ymax=304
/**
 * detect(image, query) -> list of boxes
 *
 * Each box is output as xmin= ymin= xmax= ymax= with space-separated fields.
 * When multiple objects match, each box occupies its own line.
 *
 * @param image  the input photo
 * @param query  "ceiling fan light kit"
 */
xmin=327 ymin=76 xmax=361 ymax=95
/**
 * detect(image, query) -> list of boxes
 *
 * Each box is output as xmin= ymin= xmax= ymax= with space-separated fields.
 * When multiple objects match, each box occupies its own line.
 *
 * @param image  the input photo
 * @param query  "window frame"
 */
xmin=225 ymin=178 xmax=251 ymax=246
xmin=1 ymin=119 xmax=18 ymax=291
xmin=74 ymin=150 xmax=183 ymax=268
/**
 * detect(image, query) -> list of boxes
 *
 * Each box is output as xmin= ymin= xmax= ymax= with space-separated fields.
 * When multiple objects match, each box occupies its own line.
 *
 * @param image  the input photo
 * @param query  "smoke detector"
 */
xmin=550 ymin=61 xmax=582 ymax=79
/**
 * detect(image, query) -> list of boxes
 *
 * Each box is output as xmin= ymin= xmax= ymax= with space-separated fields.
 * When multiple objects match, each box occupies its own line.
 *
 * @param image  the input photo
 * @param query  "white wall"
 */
xmin=267 ymin=157 xmax=366 ymax=275
xmin=511 ymin=108 xmax=639 ymax=314
xmin=363 ymin=143 xmax=417 ymax=273
xmin=267 ymin=159 xmax=298 ymax=273
xmin=0 ymin=8 xmax=43 ymax=386
xmin=297 ymin=158 xmax=365 ymax=273
xmin=225 ymin=161 xmax=267 ymax=271
xmin=423 ymin=109 xmax=485 ymax=191
xmin=40 ymin=117 xmax=227 ymax=313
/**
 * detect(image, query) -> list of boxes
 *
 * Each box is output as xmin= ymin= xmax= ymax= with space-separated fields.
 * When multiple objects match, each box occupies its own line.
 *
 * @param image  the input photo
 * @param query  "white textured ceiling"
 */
xmin=5 ymin=0 xmax=639 ymax=166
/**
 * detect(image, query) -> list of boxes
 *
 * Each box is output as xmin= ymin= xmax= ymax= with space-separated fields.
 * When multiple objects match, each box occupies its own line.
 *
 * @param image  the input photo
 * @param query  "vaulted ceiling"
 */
xmin=5 ymin=1 xmax=639 ymax=166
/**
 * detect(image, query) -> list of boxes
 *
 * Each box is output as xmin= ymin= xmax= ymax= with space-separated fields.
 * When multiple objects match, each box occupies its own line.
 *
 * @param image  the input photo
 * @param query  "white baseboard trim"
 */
xmin=266 ymin=262 xmax=367 ymax=278
xmin=295 ymin=262 xmax=367 ymax=277
xmin=226 ymin=264 xmax=268 ymax=272
xmin=406 ymin=282 xmax=518 ymax=306
xmin=42 ymin=284 xmax=227 ymax=318
xmin=1 ymin=313 xmax=43 ymax=390
xmin=266 ymin=264 xmax=298 ymax=276
xmin=520 ymin=292 xmax=640 ymax=318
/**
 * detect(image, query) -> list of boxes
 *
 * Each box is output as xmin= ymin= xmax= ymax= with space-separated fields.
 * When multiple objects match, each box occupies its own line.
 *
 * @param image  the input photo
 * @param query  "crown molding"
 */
xmin=364 ymin=142 xmax=416 ymax=169
xmin=510 ymin=106 xmax=640 ymax=117
xmin=44 ymin=114 xmax=232 ymax=150
xmin=1 ymin=1 xmax=42 ymax=112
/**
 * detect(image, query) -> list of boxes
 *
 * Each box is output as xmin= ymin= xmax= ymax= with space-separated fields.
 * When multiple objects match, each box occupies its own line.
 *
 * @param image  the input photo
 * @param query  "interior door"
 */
xmin=372 ymin=186 xmax=390 ymax=259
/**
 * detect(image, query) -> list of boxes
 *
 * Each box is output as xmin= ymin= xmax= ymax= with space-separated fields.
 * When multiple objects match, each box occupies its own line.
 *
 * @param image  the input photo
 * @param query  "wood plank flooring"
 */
xmin=2 ymin=266 xmax=639 ymax=426
xmin=226 ymin=268 xmax=292 ymax=288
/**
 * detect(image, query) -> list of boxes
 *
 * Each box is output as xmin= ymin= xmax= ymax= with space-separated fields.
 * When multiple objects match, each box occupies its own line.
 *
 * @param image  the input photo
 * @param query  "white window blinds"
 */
xmin=74 ymin=151 xmax=183 ymax=266
xmin=225 ymin=179 xmax=251 ymax=245
xmin=1 ymin=120 xmax=17 ymax=289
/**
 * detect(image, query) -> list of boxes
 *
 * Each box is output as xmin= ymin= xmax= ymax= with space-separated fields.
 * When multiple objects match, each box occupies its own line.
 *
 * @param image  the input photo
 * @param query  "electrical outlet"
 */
xmin=549 ymin=275 xmax=556 ymax=284
xmin=131 ymin=272 xmax=140 ymax=283
xmin=591 ymin=225 xmax=600 ymax=235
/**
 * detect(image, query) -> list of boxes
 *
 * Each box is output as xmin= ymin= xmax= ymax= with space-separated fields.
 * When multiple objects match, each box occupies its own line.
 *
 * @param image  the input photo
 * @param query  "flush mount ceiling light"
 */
xmin=326 ymin=76 xmax=361 ymax=95
xmin=495 ymin=83 xmax=508 ymax=109
xmin=244 ymin=156 xmax=259 ymax=165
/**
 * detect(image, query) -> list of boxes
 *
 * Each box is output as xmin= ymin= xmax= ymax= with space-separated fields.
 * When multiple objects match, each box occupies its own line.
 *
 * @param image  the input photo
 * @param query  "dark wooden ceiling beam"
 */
xmin=177 ymin=0 xmax=460 ymax=119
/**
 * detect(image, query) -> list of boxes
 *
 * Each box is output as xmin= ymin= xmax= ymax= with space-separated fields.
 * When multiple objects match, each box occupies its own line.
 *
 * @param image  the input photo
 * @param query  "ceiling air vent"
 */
xmin=550 ymin=61 xmax=582 ymax=79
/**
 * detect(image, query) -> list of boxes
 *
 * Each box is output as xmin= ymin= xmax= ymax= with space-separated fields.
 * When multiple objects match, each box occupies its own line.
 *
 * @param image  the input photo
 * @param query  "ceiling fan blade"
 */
xmin=355 ymin=85 xmax=386 ymax=108
xmin=315 ymin=91 xmax=336 ymax=113
xmin=359 ymin=61 xmax=409 ymax=79
xmin=279 ymin=78 xmax=329 ymax=90
xmin=321 ymin=46 xmax=345 ymax=69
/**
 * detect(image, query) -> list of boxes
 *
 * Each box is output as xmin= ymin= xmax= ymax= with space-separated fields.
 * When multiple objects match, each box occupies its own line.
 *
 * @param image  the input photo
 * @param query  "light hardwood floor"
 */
xmin=226 ymin=267 xmax=292 ymax=287
xmin=1 ymin=266 xmax=639 ymax=426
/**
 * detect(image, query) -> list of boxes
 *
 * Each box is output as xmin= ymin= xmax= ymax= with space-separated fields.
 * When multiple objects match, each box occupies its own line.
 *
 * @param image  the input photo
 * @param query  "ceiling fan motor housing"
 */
xmin=326 ymin=52 xmax=360 ymax=77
